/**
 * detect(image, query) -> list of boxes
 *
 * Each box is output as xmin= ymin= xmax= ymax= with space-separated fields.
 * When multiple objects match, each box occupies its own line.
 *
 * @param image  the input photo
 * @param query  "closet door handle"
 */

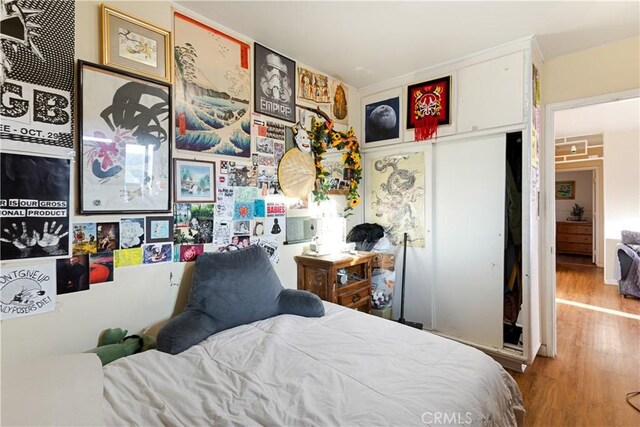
xmin=352 ymin=294 xmax=361 ymax=303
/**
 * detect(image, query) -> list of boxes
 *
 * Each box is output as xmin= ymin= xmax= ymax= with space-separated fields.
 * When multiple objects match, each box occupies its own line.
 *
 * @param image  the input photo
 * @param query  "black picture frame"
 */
xmin=78 ymin=60 xmax=172 ymax=214
xmin=406 ymin=75 xmax=451 ymax=130
xmin=254 ymin=43 xmax=296 ymax=122
xmin=145 ymin=215 xmax=174 ymax=243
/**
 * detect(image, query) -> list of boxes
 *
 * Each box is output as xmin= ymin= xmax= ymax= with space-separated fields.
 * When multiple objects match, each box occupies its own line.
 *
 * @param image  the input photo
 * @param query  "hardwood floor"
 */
xmin=556 ymin=254 xmax=595 ymax=266
xmin=510 ymin=263 xmax=640 ymax=426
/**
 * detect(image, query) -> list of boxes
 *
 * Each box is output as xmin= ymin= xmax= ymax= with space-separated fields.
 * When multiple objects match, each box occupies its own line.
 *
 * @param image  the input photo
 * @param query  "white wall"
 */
xmin=555 ymin=170 xmax=593 ymax=222
xmin=603 ymin=130 xmax=640 ymax=284
xmin=0 ymin=0 xmax=362 ymax=365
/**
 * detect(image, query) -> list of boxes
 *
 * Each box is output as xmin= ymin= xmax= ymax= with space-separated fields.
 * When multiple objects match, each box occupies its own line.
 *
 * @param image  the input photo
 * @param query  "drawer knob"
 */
xmin=352 ymin=294 xmax=360 ymax=303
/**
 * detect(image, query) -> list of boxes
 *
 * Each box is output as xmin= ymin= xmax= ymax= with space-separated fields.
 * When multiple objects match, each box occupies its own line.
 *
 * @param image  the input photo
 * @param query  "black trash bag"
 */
xmin=346 ymin=223 xmax=385 ymax=251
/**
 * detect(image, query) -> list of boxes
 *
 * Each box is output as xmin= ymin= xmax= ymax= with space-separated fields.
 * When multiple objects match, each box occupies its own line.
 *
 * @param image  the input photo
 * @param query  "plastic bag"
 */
xmin=371 ymin=268 xmax=395 ymax=308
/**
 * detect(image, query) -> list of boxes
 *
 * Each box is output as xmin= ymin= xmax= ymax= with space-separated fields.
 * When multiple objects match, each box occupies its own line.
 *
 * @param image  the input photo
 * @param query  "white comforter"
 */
xmin=103 ymin=303 xmax=524 ymax=426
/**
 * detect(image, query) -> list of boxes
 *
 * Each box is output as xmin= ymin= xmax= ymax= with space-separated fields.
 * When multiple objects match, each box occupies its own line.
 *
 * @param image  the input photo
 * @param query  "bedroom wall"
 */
xmin=603 ymin=130 xmax=640 ymax=284
xmin=542 ymin=36 xmax=640 ymax=105
xmin=0 ymin=0 xmax=363 ymax=364
xmin=555 ymin=170 xmax=593 ymax=222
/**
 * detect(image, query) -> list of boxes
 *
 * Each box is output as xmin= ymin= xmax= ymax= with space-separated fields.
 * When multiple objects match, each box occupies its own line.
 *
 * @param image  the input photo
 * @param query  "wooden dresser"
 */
xmin=556 ymin=221 xmax=593 ymax=256
xmin=295 ymin=252 xmax=375 ymax=313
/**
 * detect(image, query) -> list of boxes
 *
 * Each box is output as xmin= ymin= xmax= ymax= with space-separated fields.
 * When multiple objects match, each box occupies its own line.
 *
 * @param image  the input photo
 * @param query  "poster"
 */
xmin=79 ymin=62 xmax=171 ymax=213
xmin=89 ymin=252 xmax=114 ymax=284
xmin=142 ymin=243 xmax=172 ymax=264
xmin=56 ymin=255 xmax=89 ymax=294
xmin=174 ymin=12 xmax=251 ymax=157
xmin=265 ymin=202 xmax=286 ymax=241
xmin=97 ymin=222 xmax=119 ymax=252
xmin=173 ymin=203 xmax=214 ymax=244
xmin=0 ymin=263 xmax=56 ymax=320
xmin=0 ymin=0 xmax=75 ymax=150
xmin=254 ymin=43 xmax=296 ymax=123
xmin=179 ymin=244 xmax=204 ymax=262
xmin=120 ymin=218 xmax=145 ymax=249
xmin=114 ymin=247 xmax=143 ymax=268
xmin=0 ymin=153 xmax=70 ymax=261
xmin=72 ymin=223 xmax=97 ymax=255
xmin=367 ymin=152 xmax=425 ymax=247
xmin=233 ymin=201 xmax=254 ymax=220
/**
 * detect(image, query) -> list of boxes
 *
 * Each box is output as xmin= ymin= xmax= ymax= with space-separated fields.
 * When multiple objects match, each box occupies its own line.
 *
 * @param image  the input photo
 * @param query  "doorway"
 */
xmin=543 ymin=90 xmax=640 ymax=357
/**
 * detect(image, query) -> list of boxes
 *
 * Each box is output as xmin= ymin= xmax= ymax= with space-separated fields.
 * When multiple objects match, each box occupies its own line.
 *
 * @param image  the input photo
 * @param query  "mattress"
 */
xmin=103 ymin=302 xmax=524 ymax=426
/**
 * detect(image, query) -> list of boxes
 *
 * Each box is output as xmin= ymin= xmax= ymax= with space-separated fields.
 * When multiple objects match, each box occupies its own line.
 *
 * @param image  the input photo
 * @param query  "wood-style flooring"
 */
xmin=510 ymin=263 xmax=640 ymax=426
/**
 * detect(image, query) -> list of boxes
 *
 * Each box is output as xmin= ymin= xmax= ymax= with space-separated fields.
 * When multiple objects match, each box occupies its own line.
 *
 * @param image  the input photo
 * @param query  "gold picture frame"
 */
xmin=101 ymin=4 xmax=173 ymax=83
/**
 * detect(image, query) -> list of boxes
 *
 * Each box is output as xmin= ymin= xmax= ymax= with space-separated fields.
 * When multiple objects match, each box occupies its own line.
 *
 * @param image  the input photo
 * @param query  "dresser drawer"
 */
xmin=557 ymin=233 xmax=592 ymax=244
xmin=557 ymin=242 xmax=592 ymax=255
xmin=338 ymin=285 xmax=370 ymax=306
xmin=557 ymin=224 xmax=592 ymax=235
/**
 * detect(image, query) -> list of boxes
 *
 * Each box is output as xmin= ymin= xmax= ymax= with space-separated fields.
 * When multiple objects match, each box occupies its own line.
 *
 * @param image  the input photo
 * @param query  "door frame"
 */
xmin=554 ymin=163 xmax=603 ymax=266
xmin=542 ymin=88 xmax=639 ymax=358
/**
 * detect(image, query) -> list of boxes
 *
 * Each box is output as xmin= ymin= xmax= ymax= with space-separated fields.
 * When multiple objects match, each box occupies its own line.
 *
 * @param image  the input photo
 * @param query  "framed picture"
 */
xmin=101 ymin=4 xmax=172 ymax=83
xmin=173 ymin=12 xmax=251 ymax=157
xmin=254 ymin=43 xmax=296 ymax=122
xmin=556 ymin=181 xmax=576 ymax=200
xmin=145 ymin=216 xmax=174 ymax=243
xmin=78 ymin=61 xmax=172 ymax=214
xmin=174 ymin=159 xmax=216 ymax=203
xmin=407 ymin=76 xmax=451 ymax=140
xmin=362 ymin=88 xmax=402 ymax=146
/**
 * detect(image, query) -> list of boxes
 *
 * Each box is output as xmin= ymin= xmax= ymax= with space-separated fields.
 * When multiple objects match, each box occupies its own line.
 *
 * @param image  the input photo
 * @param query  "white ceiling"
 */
xmin=554 ymin=97 xmax=640 ymax=138
xmin=176 ymin=1 xmax=640 ymax=89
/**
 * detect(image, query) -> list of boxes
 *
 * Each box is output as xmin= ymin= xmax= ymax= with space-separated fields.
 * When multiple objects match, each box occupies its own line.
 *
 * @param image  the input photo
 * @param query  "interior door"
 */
xmin=433 ymin=134 xmax=506 ymax=349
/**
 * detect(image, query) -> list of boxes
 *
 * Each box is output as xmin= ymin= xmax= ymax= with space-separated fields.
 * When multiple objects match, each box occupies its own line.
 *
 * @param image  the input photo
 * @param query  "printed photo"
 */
xmin=143 ymin=243 xmax=172 ymax=264
xmin=57 ymin=255 xmax=90 ymax=294
xmin=97 ymin=222 xmax=119 ymax=252
xmin=233 ymin=220 xmax=251 ymax=235
xmin=146 ymin=216 xmax=174 ymax=243
xmin=120 ymin=218 xmax=145 ymax=249
xmin=89 ymin=252 xmax=114 ymax=284
xmin=179 ymin=244 xmax=204 ymax=262
xmin=173 ymin=203 xmax=214 ymax=244
xmin=73 ymin=223 xmax=97 ymax=255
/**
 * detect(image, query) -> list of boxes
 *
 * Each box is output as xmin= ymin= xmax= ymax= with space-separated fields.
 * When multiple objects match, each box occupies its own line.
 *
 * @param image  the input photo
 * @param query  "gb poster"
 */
xmin=0 ymin=0 xmax=75 ymax=150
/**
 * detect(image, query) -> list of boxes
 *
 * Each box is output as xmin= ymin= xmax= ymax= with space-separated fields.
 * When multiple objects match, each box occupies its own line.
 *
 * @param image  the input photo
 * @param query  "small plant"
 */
xmin=570 ymin=203 xmax=585 ymax=221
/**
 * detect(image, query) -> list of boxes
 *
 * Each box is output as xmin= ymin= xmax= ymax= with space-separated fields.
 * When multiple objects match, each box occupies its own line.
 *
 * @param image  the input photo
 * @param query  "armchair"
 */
xmin=616 ymin=230 xmax=640 ymax=298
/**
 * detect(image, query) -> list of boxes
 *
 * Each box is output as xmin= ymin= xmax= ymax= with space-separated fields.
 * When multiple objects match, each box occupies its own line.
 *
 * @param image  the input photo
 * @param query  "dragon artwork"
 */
xmin=370 ymin=154 xmax=425 ymax=246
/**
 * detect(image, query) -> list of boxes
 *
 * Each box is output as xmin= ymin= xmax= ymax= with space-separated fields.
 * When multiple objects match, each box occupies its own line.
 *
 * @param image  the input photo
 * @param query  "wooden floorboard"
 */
xmin=509 ymin=263 xmax=640 ymax=426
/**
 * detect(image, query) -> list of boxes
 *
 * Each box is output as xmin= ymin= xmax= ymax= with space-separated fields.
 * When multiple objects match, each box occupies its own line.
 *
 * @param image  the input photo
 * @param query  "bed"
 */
xmin=102 ymin=302 xmax=524 ymax=426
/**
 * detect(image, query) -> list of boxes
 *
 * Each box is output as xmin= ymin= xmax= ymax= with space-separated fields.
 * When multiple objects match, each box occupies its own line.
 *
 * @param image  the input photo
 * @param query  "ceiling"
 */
xmin=554 ymin=97 xmax=640 ymax=138
xmin=176 ymin=1 xmax=640 ymax=89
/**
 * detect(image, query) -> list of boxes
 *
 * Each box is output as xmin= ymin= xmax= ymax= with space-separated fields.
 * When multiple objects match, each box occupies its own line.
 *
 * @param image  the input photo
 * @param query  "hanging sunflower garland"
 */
xmin=308 ymin=117 xmax=362 ymax=216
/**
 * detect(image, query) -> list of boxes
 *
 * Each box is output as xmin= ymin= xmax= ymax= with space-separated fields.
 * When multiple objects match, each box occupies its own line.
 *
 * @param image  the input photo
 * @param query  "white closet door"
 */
xmin=433 ymin=134 xmax=506 ymax=349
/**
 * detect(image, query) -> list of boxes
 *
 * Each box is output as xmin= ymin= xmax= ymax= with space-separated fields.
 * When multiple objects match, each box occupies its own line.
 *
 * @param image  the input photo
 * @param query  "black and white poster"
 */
xmin=0 ymin=153 xmax=71 ymax=260
xmin=254 ymin=43 xmax=296 ymax=123
xmin=0 ymin=263 xmax=56 ymax=320
xmin=0 ymin=0 xmax=75 ymax=149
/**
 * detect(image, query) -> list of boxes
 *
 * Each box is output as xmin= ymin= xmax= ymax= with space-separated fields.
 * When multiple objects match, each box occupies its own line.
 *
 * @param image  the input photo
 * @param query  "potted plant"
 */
xmin=569 ymin=203 xmax=585 ymax=221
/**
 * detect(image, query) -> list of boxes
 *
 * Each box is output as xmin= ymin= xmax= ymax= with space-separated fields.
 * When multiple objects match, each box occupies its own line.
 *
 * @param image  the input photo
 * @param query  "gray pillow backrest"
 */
xmin=157 ymin=245 xmax=324 ymax=354
xmin=189 ymin=245 xmax=283 ymax=330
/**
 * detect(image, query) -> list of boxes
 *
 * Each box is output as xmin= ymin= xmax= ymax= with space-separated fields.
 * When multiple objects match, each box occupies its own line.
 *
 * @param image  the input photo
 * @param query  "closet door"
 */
xmin=433 ymin=134 xmax=506 ymax=349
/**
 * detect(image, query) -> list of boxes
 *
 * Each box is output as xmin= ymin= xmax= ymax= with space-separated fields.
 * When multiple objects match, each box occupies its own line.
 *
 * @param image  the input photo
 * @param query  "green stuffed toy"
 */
xmin=85 ymin=328 xmax=156 ymax=366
